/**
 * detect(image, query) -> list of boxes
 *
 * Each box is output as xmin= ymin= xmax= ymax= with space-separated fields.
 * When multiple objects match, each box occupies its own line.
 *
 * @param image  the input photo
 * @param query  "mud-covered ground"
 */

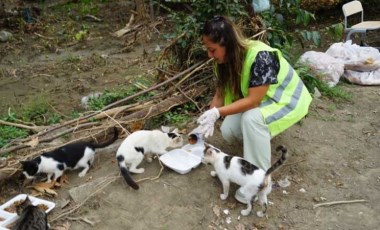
xmin=0 ymin=1 xmax=379 ymax=230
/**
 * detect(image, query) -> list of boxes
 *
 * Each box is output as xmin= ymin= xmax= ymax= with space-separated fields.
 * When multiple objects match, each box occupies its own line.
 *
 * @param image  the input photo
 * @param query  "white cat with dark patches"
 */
xmin=116 ymin=126 xmax=183 ymax=190
xmin=202 ymin=143 xmax=287 ymax=216
xmin=21 ymin=127 xmax=118 ymax=183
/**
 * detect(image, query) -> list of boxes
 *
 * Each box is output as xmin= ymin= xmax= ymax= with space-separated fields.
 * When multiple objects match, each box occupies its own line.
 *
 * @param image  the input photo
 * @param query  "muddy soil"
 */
xmin=0 ymin=1 xmax=379 ymax=230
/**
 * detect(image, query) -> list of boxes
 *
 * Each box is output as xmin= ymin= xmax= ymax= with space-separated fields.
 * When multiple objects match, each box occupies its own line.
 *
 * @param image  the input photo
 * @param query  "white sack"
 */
xmin=344 ymin=69 xmax=380 ymax=85
xmin=326 ymin=40 xmax=380 ymax=72
xmin=298 ymin=51 xmax=345 ymax=87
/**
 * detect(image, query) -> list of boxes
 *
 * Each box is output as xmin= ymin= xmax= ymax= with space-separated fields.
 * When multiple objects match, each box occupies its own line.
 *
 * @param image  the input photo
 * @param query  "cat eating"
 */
xmin=116 ymin=126 xmax=183 ymax=190
xmin=202 ymin=143 xmax=287 ymax=216
xmin=21 ymin=127 xmax=118 ymax=183
xmin=11 ymin=196 xmax=49 ymax=230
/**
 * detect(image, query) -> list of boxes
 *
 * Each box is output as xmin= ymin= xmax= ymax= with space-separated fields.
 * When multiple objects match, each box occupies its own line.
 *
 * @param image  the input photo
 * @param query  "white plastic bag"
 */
xmin=298 ymin=51 xmax=345 ymax=87
xmin=326 ymin=40 xmax=380 ymax=72
xmin=344 ymin=69 xmax=380 ymax=85
xmin=252 ymin=0 xmax=270 ymax=13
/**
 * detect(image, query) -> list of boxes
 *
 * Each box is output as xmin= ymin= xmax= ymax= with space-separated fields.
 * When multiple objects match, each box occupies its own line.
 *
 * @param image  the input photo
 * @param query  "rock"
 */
xmin=69 ymin=177 xmax=109 ymax=203
xmin=0 ymin=31 xmax=12 ymax=42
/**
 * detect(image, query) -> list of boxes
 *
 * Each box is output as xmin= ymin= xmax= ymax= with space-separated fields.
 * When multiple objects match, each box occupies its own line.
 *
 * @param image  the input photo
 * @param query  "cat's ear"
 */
xmin=172 ymin=128 xmax=179 ymax=133
xmin=161 ymin=126 xmax=170 ymax=133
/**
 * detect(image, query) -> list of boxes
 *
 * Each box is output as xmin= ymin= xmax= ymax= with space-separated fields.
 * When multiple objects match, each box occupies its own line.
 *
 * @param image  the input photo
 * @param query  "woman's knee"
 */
xmin=241 ymin=109 xmax=265 ymax=126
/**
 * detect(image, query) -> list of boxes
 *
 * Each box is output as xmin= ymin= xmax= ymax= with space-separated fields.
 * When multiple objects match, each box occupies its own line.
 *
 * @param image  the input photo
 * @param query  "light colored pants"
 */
xmin=220 ymin=108 xmax=271 ymax=171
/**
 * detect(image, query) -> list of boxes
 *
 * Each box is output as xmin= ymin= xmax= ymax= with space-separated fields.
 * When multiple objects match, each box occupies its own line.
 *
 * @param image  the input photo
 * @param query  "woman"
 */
xmin=193 ymin=16 xmax=312 ymax=202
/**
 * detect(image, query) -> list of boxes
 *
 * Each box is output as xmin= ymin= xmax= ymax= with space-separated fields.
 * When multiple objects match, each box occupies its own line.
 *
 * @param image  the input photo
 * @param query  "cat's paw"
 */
xmin=220 ymin=194 xmax=228 ymax=200
xmin=210 ymin=171 xmax=217 ymax=177
xmin=146 ymin=156 xmax=153 ymax=163
xmin=241 ymin=209 xmax=251 ymax=216
xmin=131 ymin=168 xmax=145 ymax=174
xmin=78 ymin=172 xmax=86 ymax=177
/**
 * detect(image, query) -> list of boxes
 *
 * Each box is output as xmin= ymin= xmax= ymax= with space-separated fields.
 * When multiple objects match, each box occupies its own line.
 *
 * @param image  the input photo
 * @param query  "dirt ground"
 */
xmin=0 ymin=1 xmax=379 ymax=230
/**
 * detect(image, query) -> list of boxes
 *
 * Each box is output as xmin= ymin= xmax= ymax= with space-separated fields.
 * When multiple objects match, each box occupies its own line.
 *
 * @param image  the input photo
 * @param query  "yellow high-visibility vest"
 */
xmin=221 ymin=40 xmax=312 ymax=137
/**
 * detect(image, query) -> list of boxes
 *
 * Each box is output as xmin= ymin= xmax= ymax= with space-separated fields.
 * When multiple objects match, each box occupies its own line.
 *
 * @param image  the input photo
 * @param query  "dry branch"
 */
xmin=313 ymin=199 xmax=367 ymax=208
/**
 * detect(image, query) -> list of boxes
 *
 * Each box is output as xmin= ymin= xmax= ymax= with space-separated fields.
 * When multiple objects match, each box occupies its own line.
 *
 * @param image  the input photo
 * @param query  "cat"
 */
xmin=20 ymin=127 xmax=118 ymax=183
xmin=202 ymin=143 xmax=287 ymax=216
xmin=116 ymin=126 xmax=183 ymax=190
xmin=11 ymin=196 xmax=49 ymax=230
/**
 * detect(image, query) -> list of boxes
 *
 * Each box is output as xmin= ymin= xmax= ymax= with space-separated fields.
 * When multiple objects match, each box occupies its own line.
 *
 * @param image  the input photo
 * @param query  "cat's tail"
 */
xmin=265 ymin=145 xmax=287 ymax=176
xmin=92 ymin=127 xmax=119 ymax=148
xmin=116 ymin=155 xmax=139 ymax=190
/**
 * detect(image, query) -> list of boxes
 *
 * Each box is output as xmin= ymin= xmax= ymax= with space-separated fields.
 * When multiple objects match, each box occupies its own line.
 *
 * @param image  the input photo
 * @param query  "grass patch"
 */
xmin=0 ymin=125 xmax=28 ymax=149
xmin=21 ymin=96 xmax=62 ymax=125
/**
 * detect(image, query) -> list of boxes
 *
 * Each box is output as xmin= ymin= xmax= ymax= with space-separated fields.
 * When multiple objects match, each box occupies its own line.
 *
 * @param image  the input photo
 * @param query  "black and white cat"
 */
xmin=202 ymin=143 xmax=287 ymax=216
xmin=11 ymin=196 xmax=49 ymax=230
xmin=21 ymin=127 xmax=118 ymax=183
xmin=116 ymin=126 xmax=183 ymax=190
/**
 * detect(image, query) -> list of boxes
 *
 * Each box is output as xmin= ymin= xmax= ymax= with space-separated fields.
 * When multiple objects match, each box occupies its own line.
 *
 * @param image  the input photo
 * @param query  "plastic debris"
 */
xmin=225 ymin=216 xmax=232 ymax=224
xmin=278 ymin=176 xmax=291 ymax=188
xmin=256 ymin=211 xmax=264 ymax=218
xmin=299 ymin=188 xmax=306 ymax=193
xmin=223 ymin=209 xmax=229 ymax=215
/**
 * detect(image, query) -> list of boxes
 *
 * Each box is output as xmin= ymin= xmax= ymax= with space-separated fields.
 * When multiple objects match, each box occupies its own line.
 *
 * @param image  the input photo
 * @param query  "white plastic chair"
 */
xmin=342 ymin=0 xmax=380 ymax=44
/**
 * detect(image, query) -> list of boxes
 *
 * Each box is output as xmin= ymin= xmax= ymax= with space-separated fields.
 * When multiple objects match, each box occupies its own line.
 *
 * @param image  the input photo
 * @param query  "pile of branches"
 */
xmin=0 ymin=57 xmax=214 ymax=183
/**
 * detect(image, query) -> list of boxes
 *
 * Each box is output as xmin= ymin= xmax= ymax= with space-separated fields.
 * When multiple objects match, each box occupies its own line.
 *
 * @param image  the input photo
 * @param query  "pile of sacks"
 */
xmin=298 ymin=40 xmax=380 ymax=87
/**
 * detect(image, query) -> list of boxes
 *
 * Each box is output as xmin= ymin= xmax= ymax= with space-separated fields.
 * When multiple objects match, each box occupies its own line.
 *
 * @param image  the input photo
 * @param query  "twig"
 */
xmin=50 ymin=175 xmax=119 ymax=222
xmin=0 ymin=122 xmax=99 ymax=155
xmin=283 ymin=158 xmax=307 ymax=167
xmin=313 ymin=199 xmax=367 ymax=209
xmin=135 ymin=154 xmax=164 ymax=183
xmin=66 ymin=217 xmax=96 ymax=226
xmin=0 ymin=120 xmax=46 ymax=133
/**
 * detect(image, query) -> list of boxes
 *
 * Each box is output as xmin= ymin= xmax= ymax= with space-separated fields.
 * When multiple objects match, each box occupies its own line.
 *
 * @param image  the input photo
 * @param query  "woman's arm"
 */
xmin=209 ymin=87 xmax=224 ymax=109
xmin=217 ymin=85 xmax=269 ymax=116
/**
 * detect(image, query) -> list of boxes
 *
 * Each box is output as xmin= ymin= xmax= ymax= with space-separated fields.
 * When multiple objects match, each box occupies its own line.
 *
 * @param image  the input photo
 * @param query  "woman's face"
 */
xmin=202 ymin=35 xmax=226 ymax=64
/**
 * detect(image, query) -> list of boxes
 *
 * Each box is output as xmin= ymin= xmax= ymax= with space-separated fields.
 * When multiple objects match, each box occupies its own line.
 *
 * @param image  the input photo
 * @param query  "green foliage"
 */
xmin=260 ymin=1 xmax=320 ymax=54
xmin=0 ymin=113 xmax=29 ymax=149
xmin=295 ymin=65 xmax=352 ymax=102
xmin=87 ymin=84 xmax=156 ymax=111
xmin=149 ymin=102 xmax=197 ymax=128
xmin=0 ymin=125 xmax=28 ymax=149
xmin=325 ymin=23 xmax=344 ymax=42
xmin=21 ymin=97 xmax=62 ymax=125
xmin=161 ymin=0 xmax=247 ymax=68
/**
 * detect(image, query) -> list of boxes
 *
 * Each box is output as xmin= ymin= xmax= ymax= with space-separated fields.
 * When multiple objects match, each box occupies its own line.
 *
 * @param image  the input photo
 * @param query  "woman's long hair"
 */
xmin=201 ymin=16 xmax=249 ymax=100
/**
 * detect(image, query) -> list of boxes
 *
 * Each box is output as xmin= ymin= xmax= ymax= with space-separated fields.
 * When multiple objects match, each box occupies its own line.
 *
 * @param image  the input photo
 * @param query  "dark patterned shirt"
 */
xmin=249 ymin=51 xmax=280 ymax=87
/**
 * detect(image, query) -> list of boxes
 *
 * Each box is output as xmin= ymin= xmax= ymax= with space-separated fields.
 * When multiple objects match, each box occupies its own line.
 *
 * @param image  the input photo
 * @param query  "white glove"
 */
xmin=197 ymin=107 xmax=220 ymax=125
xmin=192 ymin=107 xmax=220 ymax=138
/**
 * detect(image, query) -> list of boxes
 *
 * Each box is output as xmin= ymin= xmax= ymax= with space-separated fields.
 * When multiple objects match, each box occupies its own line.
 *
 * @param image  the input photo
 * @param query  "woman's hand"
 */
xmin=191 ymin=107 xmax=220 ymax=138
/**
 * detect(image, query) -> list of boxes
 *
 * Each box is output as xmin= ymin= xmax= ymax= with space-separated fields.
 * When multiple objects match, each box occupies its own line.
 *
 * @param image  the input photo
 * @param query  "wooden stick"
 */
xmin=313 ymin=199 xmax=367 ymax=209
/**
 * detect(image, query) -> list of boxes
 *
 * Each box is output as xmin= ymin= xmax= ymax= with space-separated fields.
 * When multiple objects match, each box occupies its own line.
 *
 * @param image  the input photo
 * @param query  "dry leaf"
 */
xmin=59 ymin=174 xmax=69 ymax=185
xmin=235 ymin=223 xmax=246 ymax=230
xmin=212 ymin=205 xmax=221 ymax=217
xmin=25 ymin=136 xmax=39 ymax=148
xmin=32 ymin=182 xmax=58 ymax=197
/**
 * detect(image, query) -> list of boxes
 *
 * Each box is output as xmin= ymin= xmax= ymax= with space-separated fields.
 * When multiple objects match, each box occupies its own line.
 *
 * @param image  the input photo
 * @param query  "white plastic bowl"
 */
xmin=0 ymin=194 xmax=55 ymax=229
xmin=160 ymin=148 xmax=203 ymax=174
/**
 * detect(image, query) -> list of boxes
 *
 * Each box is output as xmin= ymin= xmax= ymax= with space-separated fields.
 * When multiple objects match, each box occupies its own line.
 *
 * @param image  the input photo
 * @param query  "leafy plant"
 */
xmin=325 ymin=23 xmax=344 ymax=42
xmin=21 ymin=97 xmax=62 ymax=125
xmin=0 ymin=125 xmax=28 ymax=149
xmin=87 ymin=84 xmax=156 ymax=111
xmin=260 ymin=1 xmax=321 ymax=55
xmin=295 ymin=64 xmax=352 ymax=102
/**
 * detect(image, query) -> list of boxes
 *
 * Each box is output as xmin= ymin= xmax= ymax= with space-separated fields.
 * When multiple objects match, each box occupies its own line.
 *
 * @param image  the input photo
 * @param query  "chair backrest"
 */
xmin=342 ymin=0 xmax=364 ymax=29
xmin=343 ymin=1 xmax=363 ymax=17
